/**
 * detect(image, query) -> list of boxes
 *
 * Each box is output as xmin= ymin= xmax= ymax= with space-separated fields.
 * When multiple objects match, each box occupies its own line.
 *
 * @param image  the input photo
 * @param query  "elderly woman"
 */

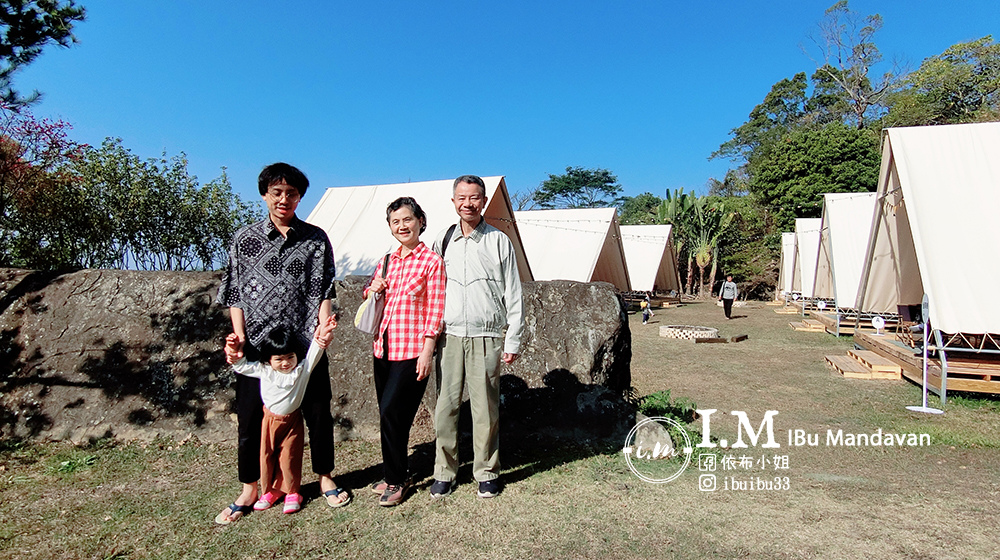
xmin=364 ymin=197 xmax=446 ymax=507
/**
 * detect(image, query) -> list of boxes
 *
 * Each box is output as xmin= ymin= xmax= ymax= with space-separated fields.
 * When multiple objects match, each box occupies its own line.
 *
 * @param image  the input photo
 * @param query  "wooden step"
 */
xmin=790 ymin=321 xmax=825 ymax=332
xmin=848 ymin=350 xmax=903 ymax=377
xmin=826 ymin=355 xmax=873 ymax=379
xmin=775 ymin=307 xmax=799 ymax=314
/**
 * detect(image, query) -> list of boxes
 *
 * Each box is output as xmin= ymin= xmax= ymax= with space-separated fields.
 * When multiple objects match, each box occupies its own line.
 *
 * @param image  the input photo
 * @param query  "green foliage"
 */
xmin=716 ymin=195 xmax=780 ymax=299
xmin=885 ymin=36 xmax=1000 ymax=126
xmin=533 ymin=166 xmax=622 ymax=209
xmin=638 ymin=389 xmax=698 ymax=424
xmin=66 ymin=138 xmax=261 ymax=271
xmin=0 ymin=109 xmax=261 ymax=270
xmin=0 ymin=0 xmax=87 ymax=106
xmin=749 ymin=121 xmax=879 ymax=229
xmin=618 ymin=192 xmax=662 ymax=225
xmin=712 ymin=72 xmax=809 ymax=162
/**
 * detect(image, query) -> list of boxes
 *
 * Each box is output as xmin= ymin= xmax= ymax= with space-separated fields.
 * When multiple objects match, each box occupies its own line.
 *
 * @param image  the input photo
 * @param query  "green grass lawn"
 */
xmin=3 ymin=300 xmax=1000 ymax=559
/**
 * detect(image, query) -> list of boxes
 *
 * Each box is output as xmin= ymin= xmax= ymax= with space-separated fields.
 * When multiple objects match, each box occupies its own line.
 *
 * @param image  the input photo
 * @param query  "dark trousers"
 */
xmin=236 ymin=349 xmax=335 ymax=484
xmin=723 ymin=298 xmax=734 ymax=319
xmin=373 ymin=348 xmax=429 ymax=486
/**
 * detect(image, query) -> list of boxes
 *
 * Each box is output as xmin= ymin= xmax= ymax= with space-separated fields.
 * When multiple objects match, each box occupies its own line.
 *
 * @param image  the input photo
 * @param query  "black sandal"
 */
xmin=214 ymin=502 xmax=253 ymax=525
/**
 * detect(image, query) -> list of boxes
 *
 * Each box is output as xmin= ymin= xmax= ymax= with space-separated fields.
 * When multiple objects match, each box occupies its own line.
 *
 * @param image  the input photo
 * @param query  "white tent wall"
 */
xmin=778 ymin=232 xmax=796 ymax=296
xmin=857 ymin=122 xmax=1000 ymax=335
xmin=515 ymin=208 xmax=631 ymax=291
xmin=813 ymin=192 xmax=877 ymax=308
xmin=793 ymin=218 xmax=822 ymax=298
xmin=619 ymin=225 xmax=681 ymax=293
xmin=305 ymin=176 xmax=533 ymax=281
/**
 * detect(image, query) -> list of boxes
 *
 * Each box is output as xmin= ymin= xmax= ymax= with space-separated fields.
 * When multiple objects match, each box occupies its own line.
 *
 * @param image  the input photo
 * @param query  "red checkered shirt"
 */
xmin=367 ymin=242 xmax=446 ymax=361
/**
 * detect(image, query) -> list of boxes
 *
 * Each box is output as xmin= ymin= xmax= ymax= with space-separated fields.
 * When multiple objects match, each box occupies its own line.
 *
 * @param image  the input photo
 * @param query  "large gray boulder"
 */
xmin=0 ymin=269 xmax=631 ymax=444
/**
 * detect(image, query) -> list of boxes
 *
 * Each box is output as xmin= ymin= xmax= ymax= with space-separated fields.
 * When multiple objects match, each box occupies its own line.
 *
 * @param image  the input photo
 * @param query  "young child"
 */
xmin=225 ymin=316 xmax=337 ymax=514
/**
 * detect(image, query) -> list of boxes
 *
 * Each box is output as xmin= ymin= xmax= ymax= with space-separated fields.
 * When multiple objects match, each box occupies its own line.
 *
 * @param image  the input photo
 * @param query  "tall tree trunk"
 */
xmin=708 ymin=246 xmax=719 ymax=297
xmin=697 ymin=265 xmax=706 ymax=298
xmin=686 ymin=253 xmax=695 ymax=295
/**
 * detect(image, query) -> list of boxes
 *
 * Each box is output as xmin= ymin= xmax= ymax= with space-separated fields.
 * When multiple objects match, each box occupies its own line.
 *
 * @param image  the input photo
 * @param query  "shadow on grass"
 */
xmin=331 ymin=369 xmax=634 ymax=496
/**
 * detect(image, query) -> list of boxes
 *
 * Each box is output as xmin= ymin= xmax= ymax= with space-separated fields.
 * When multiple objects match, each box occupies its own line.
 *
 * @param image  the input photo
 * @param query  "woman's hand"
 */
xmin=368 ymin=275 xmax=389 ymax=296
xmin=416 ymin=337 xmax=436 ymax=381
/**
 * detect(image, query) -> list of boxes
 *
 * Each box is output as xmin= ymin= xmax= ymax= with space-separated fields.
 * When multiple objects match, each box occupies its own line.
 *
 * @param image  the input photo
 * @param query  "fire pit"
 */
xmin=658 ymin=325 xmax=720 ymax=340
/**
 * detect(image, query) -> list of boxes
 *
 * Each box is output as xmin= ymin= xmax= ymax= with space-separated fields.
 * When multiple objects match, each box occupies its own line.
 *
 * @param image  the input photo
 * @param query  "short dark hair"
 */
xmin=258 ymin=163 xmax=309 ymax=197
xmin=386 ymin=196 xmax=427 ymax=234
xmin=258 ymin=325 xmax=303 ymax=362
xmin=453 ymin=174 xmax=486 ymax=197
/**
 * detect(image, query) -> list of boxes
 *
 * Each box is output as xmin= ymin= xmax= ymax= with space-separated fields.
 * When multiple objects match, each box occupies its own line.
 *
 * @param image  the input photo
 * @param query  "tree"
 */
xmin=533 ymin=166 xmax=622 ymax=209
xmin=618 ymin=192 xmax=662 ymax=225
xmin=657 ymin=188 xmax=695 ymax=294
xmin=0 ymin=102 xmax=82 ymax=266
xmin=0 ymin=0 xmax=87 ymax=106
xmin=69 ymin=138 xmax=260 ymax=271
xmin=808 ymin=1 xmax=897 ymax=128
xmin=749 ymin=121 xmax=879 ymax=229
xmin=509 ymin=187 xmax=540 ymax=211
xmin=712 ymin=73 xmax=808 ymax=163
xmin=885 ymin=36 xmax=1000 ymax=127
xmin=706 ymin=169 xmax=749 ymax=198
xmin=689 ymin=197 xmax=734 ymax=297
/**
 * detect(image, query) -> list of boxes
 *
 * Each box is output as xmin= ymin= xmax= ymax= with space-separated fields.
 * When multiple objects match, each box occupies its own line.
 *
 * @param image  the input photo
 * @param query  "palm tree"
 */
xmin=657 ymin=188 xmax=695 ymax=294
xmin=689 ymin=197 xmax=734 ymax=297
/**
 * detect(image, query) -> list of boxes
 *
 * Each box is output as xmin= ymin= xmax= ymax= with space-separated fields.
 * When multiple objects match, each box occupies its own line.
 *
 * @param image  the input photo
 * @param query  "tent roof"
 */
xmin=793 ymin=218 xmax=822 ymax=298
xmin=305 ymin=176 xmax=533 ymax=281
xmin=514 ymin=208 xmax=631 ymax=291
xmin=619 ymin=225 xmax=681 ymax=293
xmin=813 ymin=192 xmax=877 ymax=308
xmin=857 ymin=122 xmax=1000 ymax=334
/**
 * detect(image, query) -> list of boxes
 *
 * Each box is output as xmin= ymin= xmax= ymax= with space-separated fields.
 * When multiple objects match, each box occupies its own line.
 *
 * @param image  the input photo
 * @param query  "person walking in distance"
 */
xmin=719 ymin=274 xmax=738 ymax=320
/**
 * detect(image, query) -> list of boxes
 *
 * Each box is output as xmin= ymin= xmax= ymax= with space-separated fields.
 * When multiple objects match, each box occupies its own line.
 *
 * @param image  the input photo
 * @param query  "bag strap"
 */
xmin=441 ymin=224 xmax=458 ymax=257
xmin=381 ymin=254 xmax=390 ymax=278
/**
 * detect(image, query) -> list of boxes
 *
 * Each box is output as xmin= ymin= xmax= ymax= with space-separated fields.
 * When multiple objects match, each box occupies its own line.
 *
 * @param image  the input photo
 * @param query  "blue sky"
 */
xmin=17 ymin=0 xmax=1000 ymax=214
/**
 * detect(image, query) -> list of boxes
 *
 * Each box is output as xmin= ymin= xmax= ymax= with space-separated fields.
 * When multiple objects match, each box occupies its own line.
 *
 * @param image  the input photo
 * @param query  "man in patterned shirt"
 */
xmin=214 ymin=163 xmax=349 ymax=524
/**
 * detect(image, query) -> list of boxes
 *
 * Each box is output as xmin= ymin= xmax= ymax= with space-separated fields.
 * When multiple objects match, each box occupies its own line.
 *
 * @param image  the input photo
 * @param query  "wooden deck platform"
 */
xmin=853 ymin=331 xmax=1000 ymax=395
xmin=790 ymin=319 xmax=825 ymax=332
xmin=812 ymin=312 xmax=900 ymax=336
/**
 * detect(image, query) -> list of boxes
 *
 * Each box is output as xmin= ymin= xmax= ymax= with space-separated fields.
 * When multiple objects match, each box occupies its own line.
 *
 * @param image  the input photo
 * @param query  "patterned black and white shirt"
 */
xmin=216 ymin=215 xmax=337 ymax=350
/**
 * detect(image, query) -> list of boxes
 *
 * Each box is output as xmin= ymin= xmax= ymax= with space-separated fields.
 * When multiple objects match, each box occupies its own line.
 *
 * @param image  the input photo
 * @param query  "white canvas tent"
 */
xmin=791 ymin=218 xmax=822 ymax=298
xmin=856 ymin=122 xmax=1000 ymax=336
xmin=777 ymin=232 xmax=796 ymax=298
xmin=514 ymin=208 xmax=631 ymax=291
xmin=619 ymin=225 xmax=682 ymax=293
xmin=813 ymin=192 xmax=877 ymax=309
xmin=305 ymin=176 xmax=533 ymax=281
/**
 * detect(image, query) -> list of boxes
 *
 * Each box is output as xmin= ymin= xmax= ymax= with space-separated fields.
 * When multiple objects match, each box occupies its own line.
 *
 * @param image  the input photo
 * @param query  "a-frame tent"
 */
xmin=305 ymin=176 xmax=533 ymax=281
xmin=777 ymin=232 xmax=796 ymax=299
xmin=813 ymin=192 xmax=877 ymax=309
xmin=619 ymin=225 xmax=682 ymax=293
xmin=791 ymin=218 xmax=822 ymax=298
xmin=856 ymin=122 xmax=1000 ymax=337
xmin=514 ymin=208 xmax=631 ymax=291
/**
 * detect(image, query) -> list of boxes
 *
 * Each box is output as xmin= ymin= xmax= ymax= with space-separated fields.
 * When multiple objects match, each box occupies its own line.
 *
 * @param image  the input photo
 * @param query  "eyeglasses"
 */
xmin=267 ymin=189 xmax=300 ymax=201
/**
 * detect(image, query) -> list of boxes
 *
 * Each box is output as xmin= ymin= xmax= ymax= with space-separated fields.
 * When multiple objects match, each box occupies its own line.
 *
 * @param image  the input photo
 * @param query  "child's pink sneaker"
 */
xmin=283 ymin=493 xmax=302 ymax=514
xmin=253 ymin=491 xmax=284 ymax=511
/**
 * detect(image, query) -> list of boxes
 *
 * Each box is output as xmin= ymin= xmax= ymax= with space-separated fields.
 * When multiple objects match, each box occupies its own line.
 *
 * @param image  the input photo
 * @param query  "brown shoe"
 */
xmin=379 ymin=483 xmax=409 ymax=507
